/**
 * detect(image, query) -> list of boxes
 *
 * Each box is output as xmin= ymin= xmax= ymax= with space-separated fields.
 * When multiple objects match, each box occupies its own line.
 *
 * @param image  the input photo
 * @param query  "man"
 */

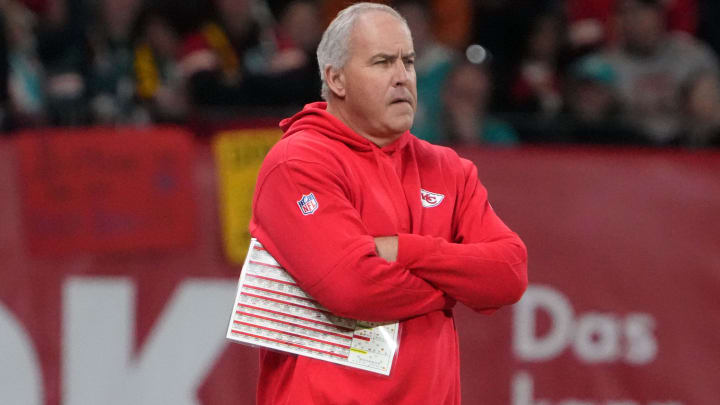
xmin=596 ymin=0 xmax=718 ymax=144
xmin=250 ymin=3 xmax=528 ymax=404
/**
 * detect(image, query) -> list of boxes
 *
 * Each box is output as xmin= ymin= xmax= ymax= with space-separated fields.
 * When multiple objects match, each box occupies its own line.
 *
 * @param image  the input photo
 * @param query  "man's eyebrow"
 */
xmin=369 ymin=51 xmax=416 ymax=61
xmin=370 ymin=53 xmax=397 ymax=60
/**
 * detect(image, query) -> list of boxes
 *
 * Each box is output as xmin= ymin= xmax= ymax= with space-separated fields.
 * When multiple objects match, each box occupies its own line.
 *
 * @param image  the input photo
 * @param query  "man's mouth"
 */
xmin=390 ymin=97 xmax=411 ymax=105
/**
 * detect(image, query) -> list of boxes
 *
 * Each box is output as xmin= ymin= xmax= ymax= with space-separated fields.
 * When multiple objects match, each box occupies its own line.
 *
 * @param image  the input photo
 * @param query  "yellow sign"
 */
xmin=214 ymin=129 xmax=282 ymax=264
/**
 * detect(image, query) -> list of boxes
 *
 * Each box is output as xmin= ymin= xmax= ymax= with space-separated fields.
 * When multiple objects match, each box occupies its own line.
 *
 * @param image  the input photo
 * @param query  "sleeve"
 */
xmin=396 ymin=158 xmax=528 ymax=313
xmin=250 ymin=151 xmax=452 ymax=322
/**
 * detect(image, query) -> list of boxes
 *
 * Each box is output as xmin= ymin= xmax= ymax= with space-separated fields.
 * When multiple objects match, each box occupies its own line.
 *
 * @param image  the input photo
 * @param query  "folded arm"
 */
xmin=250 ymin=154 xmax=451 ymax=322
xmin=397 ymin=159 xmax=528 ymax=313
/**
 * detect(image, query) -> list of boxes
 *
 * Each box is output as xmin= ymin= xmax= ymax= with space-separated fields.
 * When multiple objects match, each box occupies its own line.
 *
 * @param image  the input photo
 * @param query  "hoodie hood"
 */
xmin=279 ymin=102 xmax=410 ymax=153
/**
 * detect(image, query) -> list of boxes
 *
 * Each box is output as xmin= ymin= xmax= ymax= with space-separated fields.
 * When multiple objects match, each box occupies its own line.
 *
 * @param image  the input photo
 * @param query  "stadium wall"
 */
xmin=0 ymin=127 xmax=718 ymax=405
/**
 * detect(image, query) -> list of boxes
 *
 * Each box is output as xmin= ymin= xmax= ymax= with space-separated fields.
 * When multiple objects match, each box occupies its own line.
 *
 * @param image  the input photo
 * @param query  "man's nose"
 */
xmin=393 ymin=59 xmax=410 ymax=86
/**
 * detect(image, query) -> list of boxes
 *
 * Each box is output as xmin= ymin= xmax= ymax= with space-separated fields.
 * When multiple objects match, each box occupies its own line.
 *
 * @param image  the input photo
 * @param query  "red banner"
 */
xmin=1 ymin=135 xmax=719 ymax=404
xmin=455 ymin=146 xmax=720 ymax=405
xmin=15 ymin=127 xmax=197 ymax=255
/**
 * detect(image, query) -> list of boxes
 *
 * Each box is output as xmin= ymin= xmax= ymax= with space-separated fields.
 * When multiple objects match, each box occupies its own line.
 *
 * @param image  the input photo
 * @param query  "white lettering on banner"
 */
xmin=512 ymin=371 xmax=684 ymax=405
xmin=0 ymin=303 xmax=43 ymax=405
xmin=513 ymin=285 xmax=657 ymax=364
xmin=63 ymin=277 xmax=235 ymax=405
xmin=513 ymin=285 xmax=574 ymax=361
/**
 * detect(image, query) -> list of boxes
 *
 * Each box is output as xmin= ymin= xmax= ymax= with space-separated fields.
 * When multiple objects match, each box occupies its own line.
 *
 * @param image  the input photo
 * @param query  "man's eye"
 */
xmin=404 ymin=59 xmax=415 ymax=65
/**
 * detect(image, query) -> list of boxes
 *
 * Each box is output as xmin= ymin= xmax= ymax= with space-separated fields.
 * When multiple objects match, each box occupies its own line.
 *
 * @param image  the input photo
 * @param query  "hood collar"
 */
xmin=279 ymin=102 xmax=410 ymax=153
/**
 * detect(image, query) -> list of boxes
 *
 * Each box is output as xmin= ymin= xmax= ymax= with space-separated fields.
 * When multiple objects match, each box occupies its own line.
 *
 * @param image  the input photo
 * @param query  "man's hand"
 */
xmin=374 ymin=236 xmax=398 ymax=262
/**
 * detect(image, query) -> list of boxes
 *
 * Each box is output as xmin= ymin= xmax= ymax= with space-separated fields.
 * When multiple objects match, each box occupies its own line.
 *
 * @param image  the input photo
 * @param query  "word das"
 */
xmin=513 ymin=285 xmax=656 ymax=364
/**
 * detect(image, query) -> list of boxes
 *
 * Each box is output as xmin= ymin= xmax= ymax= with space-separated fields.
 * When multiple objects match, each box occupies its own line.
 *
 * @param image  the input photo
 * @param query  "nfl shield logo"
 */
xmin=297 ymin=193 xmax=319 ymax=215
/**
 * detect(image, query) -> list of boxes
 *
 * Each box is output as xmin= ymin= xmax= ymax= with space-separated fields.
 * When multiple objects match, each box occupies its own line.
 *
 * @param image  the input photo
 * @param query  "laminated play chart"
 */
xmin=226 ymin=238 xmax=400 ymax=375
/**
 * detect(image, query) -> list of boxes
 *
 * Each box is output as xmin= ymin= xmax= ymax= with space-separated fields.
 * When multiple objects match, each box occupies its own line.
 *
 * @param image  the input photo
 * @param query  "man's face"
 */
xmin=338 ymin=11 xmax=417 ymax=142
xmin=618 ymin=0 xmax=664 ymax=54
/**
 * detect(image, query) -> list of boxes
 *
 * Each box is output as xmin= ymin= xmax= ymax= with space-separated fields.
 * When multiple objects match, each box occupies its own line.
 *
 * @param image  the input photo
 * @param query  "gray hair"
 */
xmin=316 ymin=2 xmax=408 ymax=100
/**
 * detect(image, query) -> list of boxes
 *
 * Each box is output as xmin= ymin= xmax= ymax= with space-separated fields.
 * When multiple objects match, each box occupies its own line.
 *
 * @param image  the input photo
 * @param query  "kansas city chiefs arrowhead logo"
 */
xmin=420 ymin=189 xmax=445 ymax=208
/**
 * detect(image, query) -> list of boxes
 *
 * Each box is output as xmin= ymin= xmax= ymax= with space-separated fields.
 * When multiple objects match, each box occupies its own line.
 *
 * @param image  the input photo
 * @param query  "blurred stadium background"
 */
xmin=1 ymin=0 xmax=719 ymax=404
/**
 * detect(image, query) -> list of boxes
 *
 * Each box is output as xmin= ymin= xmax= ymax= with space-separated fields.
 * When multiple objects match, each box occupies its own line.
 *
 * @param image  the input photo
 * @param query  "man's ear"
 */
xmin=325 ymin=64 xmax=346 ymax=98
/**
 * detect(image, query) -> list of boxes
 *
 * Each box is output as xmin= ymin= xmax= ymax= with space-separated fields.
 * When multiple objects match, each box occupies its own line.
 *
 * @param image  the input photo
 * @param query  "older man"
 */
xmin=249 ymin=3 xmax=528 ymax=404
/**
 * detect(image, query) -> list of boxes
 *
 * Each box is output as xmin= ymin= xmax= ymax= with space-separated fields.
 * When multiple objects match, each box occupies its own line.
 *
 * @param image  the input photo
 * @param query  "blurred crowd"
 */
xmin=2 ymin=0 xmax=720 ymax=148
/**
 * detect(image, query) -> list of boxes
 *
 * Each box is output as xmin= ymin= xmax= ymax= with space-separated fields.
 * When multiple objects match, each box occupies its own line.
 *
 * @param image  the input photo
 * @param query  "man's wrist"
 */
xmin=396 ymin=233 xmax=439 ymax=268
xmin=374 ymin=236 xmax=398 ymax=262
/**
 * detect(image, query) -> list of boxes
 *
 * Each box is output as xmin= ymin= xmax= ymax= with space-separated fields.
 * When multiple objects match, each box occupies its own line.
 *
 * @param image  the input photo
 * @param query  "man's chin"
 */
xmin=388 ymin=118 xmax=414 ymax=135
xmin=388 ymin=110 xmax=415 ymax=129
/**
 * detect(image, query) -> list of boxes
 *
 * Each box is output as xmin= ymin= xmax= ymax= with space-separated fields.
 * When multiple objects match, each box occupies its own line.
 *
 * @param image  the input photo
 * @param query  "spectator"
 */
xmin=671 ymin=69 xmax=720 ymax=148
xmin=234 ymin=0 xmax=323 ymax=108
xmin=176 ymin=0 xmax=320 ymax=111
xmin=566 ymin=0 xmax=698 ymax=51
xmin=259 ymin=0 xmax=324 ymax=105
xmin=594 ymin=0 xmax=718 ymax=145
xmin=4 ymin=0 xmax=46 ymax=129
xmin=161 ymin=0 xmax=243 ymax=108
xmin=212 ymin=0 xmax=261 ymax=77
xmin=132 ymin=5 xmax=187 ymax=123
xmin=508 ymin=12 xmax=565 ymax=118
xmin=440 ymin=61 xmax=518 ymax=146
xmin=85 ymin=0 xmax=144 ymax=124
xmin=261 ymin=0 xmax=322 ymax=73
xmin=470 ymin=0 xmax=557 ymax=111
xmin=36 ymin=0 xmax=92 ymax=125
xmin=396 ymin=0 xmax=456 ymax=144
xmin=544 ymin=55 xmax=643 ymax=145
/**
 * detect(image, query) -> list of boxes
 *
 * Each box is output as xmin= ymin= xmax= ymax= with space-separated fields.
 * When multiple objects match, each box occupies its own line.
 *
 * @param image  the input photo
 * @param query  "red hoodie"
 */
xmin=249 ymin=102 xmax=528 ymax=405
